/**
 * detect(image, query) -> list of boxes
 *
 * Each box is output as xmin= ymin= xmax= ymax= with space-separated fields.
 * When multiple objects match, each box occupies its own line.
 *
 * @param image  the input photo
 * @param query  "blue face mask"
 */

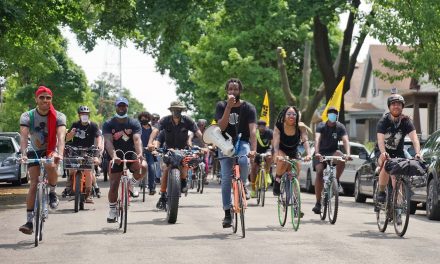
xmin=328 ymin=113 xmax=338 ymax=122
xmin=115 ymin=113 xmax=128 ymax=119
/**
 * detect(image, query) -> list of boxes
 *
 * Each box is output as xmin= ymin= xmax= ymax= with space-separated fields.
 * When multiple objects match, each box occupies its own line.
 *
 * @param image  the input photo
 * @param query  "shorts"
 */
xmin=312 ymin=150 xmax=340 ymax=171
xmin=109 ymin=151 xmax=139 ymax=173
xmin=27 ymin=150 xmax=48 ymax=168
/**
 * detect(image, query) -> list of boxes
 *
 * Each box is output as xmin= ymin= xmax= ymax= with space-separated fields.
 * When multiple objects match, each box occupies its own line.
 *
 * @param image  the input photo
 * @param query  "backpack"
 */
xmin=385 ymin=158 xmax=428 ymax=187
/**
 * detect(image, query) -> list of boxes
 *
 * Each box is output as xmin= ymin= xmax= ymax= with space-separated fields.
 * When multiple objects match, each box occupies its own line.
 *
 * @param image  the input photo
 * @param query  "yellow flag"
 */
xmin=260 ymin=90 xmax=270 ymax=126
xmin=321 ymin=77 xmax=345 ymax=122
xmin=211 ymin=119 xmax=217 ymax=125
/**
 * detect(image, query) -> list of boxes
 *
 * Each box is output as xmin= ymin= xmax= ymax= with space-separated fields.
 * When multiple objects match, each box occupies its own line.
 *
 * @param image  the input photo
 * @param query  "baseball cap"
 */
xmin=115 ymin=97 xmax=129 ymax=106
xmin=328 ymin=106 xmax=338 ymax=114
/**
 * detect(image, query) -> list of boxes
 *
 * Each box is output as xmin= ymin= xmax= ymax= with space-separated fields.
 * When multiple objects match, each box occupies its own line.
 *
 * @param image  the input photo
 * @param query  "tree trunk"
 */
xmin=276 ymin=47 xmax=296 ymax=105
xmin=300 ymin=40 xmax=311 ymax=111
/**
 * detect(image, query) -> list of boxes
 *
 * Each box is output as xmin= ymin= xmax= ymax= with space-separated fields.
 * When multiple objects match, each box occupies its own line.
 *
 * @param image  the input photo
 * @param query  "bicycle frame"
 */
xmin=320 ymin=156 xmax=345 ymax=224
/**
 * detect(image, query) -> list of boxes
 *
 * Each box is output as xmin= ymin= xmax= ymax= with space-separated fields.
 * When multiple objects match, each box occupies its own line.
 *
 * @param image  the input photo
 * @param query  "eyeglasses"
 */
xmin=286 ymin=112 xmax=297 ymax=117
xmin=38 ymin=95 xmax=52 ymax=101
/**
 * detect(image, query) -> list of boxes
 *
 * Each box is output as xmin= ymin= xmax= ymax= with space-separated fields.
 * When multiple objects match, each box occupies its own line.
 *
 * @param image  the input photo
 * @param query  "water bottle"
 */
xmin=57 ymin=160 xmax=64 ymax=176
xmin=20 ymin=163 xmax=27 ymax=179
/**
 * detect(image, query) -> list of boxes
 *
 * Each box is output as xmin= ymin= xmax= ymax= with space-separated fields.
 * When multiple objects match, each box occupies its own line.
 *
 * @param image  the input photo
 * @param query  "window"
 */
xmin=0 ymin=140 xmax=14 ymax=153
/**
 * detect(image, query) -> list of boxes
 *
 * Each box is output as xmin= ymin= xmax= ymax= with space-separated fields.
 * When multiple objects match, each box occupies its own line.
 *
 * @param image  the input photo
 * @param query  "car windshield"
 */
xmin=0 ymin=139 xmax=14 ymax=161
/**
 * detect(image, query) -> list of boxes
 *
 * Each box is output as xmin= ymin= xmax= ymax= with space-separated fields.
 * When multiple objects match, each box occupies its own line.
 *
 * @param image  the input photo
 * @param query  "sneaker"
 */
xmin=181 ymin=179 xmax=188 ymax=193
xmin=156 ymin=194 xmax=167 ymax=210
xmin=129 ymin=184 xmax=139 ymax=198
xmin=377 ymin=191 xmax=386 ymax=203
xmin=107 ymin=208 xmax=118 ymax=223
xmin=222 ymin=210 xmax=232 ymax=228
xmin=61 ymin=187 xmax=71 ymax=198
xmin=250 ymin=190 xmax=257 ymax=198
xmin=244 ymin=185 xmax=250 ymax=200
xmin=155 ymin=178 xmax=161 ymax=184
xmin=312 ymin=202 xmax=321 ymax=214
xmin=49 ymin=192 xmax=59 ymax=209
xmin=85 ymin=196 xmax=94 ymax=204
xmin=273 ymin=180 xmax=281 ymax=196
xmin=19 ymin=222 xmax=33 ymax=235
xmin=149 ymin=189 xmax=156 ymax=196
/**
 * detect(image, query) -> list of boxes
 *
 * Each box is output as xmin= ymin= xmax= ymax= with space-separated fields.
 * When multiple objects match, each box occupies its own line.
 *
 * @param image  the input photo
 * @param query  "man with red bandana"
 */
xmin=18 ymin=86 xmax=67 ymax=235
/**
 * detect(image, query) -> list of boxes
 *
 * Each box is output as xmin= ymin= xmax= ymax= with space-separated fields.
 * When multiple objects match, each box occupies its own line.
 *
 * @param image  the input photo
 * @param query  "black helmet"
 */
xmin=387 ymin=94 xmax=405 ymax=108
xmin=77 ymin=105 xmax=90 ymax=113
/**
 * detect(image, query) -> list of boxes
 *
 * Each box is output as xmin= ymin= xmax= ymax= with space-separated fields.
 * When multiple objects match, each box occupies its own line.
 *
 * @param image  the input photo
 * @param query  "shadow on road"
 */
xmin=0 ymin=193 xmax=27 ymax=212
xmin=349 ymin=230 xmax=407 ymax=240
xmin=131 ymin=218 xmax=170 ymax=226
xmin=170 ymin=232 xmax=240 ymax=241
xmin=64 ymin=228 xmax=122 ymax=236
xmin=0 ymin=240 xmax=36 ymax=250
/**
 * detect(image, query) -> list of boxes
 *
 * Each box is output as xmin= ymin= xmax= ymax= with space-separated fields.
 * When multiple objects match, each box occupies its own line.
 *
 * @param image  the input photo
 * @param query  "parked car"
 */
xmin=0 ymin=136 xmax=27 ymax=185
xmin=298 ymin=141 xmax=369 ymax=196
xmin=0 ymin=132 xmax=21 ymax=144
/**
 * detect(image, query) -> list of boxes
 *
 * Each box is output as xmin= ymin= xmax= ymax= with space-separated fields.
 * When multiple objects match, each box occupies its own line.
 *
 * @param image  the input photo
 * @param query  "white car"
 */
xmin=298 ymin=141 xmax=369 ymax=196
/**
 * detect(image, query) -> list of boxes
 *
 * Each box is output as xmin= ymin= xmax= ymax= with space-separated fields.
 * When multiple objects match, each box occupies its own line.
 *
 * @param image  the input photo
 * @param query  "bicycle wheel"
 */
xmin=232 ymin=180 xmax=238 ymax=233
xmin=167 ymin=169 xmax=180 ymax=224
xmin=39 ymin=185 xmax=48 ymax=242
xmin=291 ymin=178 xmax=301 ymax=231
xmin=236 ymin=179 xmax=245 ymax=238
xmin=328 ymin=178 xmax=339 ymax=224
xmin=123 ymin=178 xmax=128 ymax=233
xmin=142 ymin=177 xmax=146 ymax=203
xmin=118 ymin=182 xmax=124 ymax=229
xmin=375 ymin=183 xmax=389 ymax=232
xmin=74 ymin=171 xmax=81 ymax=212
xmin=260 ymin=169 xmax=266 ymax=207
xmin=320 ymin=186 xmax=327 ymax=220
xmin=278 ymin=177 xmax=288 ymax=227
xmin=200 ymin=164 xmax=205 ymax=194
xmin=256 ymin=170 xmax=261 ymax=205
xmin=393 ymin=180 xmax=410 ymax=237
xmin=34 ymin=184 xmax=42 ymax=247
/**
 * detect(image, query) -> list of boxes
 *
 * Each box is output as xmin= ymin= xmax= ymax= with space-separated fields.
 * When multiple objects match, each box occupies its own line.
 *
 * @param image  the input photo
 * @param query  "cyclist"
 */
xmin=138 ymin=111 xmax=157 ymax=195
xmin=64 ymin=105 xmax=103 ymax=203
xmin=375 ymin=94 xmax=421 ymax=203
xmin=189 ymin=119 xmax=210 ymax=184
xmin=152 ymin=101 xmax=203 ymax=210
xmin=215 ymin=78 xmax=257 ymax=228
xmin=103 ymin=97 xmax=147 ymax=223
xmin=312 ymin=106 xmax=351 ymax=214
xmin=18 ymin=86 xmax=66 ymax=234
xmin=250 ymin=119 xmax=274 ymax=198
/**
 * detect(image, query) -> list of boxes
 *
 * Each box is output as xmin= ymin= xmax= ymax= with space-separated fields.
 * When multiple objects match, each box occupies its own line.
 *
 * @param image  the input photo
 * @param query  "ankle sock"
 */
xmin=26 ymin=210 xmax=34 ymax=223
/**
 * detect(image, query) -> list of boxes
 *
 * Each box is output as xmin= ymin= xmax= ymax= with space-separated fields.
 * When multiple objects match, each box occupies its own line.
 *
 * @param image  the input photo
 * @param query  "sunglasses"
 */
xmin=38 ymin=95 xmax=52 ymax=101
xmin=286 ymin=112 xmax=297 ymax=117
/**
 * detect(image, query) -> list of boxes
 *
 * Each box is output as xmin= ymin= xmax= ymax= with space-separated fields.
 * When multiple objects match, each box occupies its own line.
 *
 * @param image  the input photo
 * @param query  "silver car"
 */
xmin=298 ymin=141 xmax=369 ymax=196
xmin=0 ymin=136 xmax=27 ymax=185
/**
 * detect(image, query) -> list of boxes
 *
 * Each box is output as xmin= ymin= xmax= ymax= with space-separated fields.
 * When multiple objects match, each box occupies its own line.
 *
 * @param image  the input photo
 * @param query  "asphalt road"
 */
xmin=1 ymin=176 xmax=439 ymax=264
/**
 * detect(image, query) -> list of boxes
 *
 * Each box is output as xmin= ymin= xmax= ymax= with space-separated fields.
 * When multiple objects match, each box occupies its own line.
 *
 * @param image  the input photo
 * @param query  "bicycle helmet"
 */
xmin=77 ymin=105 xmax=90 ymax=113
xmin=387 ymin=94 xmax=405 ymax=108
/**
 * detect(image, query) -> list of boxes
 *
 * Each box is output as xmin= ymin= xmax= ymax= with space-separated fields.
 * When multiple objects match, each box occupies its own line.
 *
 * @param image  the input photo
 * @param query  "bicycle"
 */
xmin=277 ymin=156 xmax=302 ymax=231
xmin=319 ymin=156 xmax=345 ymax=224
xmin=23 ymin=156 xmax=54 ymax=247
xmin=254 ymin=153 xmax=270 ymax=207
xmin=218 ymin=154 xmax=248 ymax=238
xmin=64 ymin=145 xmax=98 ymax=212
xmin=110 ymin=149 xmax=141 ymax=233
xmin=374 ymin=158 xmax=424 ymax=237
xmin=188 ymin=146 xmax=206 ymax=194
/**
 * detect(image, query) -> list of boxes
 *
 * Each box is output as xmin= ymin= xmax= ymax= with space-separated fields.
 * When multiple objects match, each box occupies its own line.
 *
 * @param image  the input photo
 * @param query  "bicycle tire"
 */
xmin=118 ymin=182 xmax=124 ymax=229
xmin=123 ymin=178 xmax=128 ymax=233
xmin=142 ymin=177 xmax=146 ymax=203
xmin=278 ymin=177 xmax=288 ymax=227
xmin=74 ymin=171 xmax=81 ymax=212
xmin=200 ymin=170 xmax=205 ymax=194
xmin=261 ymin=169 xmax=266 ymax=207
xmin=393 ymin=180 xmax=410 ymax=237
xmin=375 ymin=182 xmax=389 ymax=232
xmin=237 ymin=180 xmax=245 ymax=238
xmin=232 ymin=180 xmax=238 ymax=233
xmin=320 ymin=187 xmax=327 ymax=221
xmin=328 ymin=178 xmax=339 ymax=224
xmin=256 ymin=170 xmax=261 ymax=205
xmin=291 ymin=178 xmax=301 ymax=231
xmin=34 ymin=184 xmax=42 ymax=247
xmin=167 ymin=169 xmax=180 ymax=224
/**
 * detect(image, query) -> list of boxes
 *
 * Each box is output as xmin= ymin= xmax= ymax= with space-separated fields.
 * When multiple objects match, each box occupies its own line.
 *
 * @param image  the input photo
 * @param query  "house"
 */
xmin=344 ymin=44 xmax=438 ymax=143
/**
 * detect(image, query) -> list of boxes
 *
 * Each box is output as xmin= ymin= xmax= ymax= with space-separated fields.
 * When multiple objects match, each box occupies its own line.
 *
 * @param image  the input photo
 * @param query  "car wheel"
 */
xmin=426 ymin=179 xmax=440 ymax=220
xmin=305 ymin=170 xmax=314 ymax=193
xmin=354 ymin=175 xmax=366 ymax=203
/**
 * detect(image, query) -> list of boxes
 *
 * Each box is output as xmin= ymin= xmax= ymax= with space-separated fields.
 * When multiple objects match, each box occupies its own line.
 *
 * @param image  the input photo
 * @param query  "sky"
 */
xmin=64 ymin=4 xmax=379 ymax=118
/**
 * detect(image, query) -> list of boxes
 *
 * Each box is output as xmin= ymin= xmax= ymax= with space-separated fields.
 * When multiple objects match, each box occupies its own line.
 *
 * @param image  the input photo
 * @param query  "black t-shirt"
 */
xmin=316 ymin=121 xmax=347 ymax=155
xmin=67 ymin=121 xmax=101 ymax=148
xmin=102 ymin=117 xmax=141 ymax=152
xmin=214 ymin=100 xmax=257 ymax=143
xmin=375 ymin=113 xmax=415 ymax=158
xmin=159 ymin=115 xmax=198 ymax=149
xmin=256 ymin=128 xmax=273 ymax=153
xmin=276 ymin=122 xmax=301 ymax=156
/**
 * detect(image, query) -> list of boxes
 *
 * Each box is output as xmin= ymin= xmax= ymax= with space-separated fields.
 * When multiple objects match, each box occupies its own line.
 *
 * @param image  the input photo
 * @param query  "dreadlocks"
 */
xmin=275 ymin=106 xmax=300 ymax=129
xmin=224 ymin=78 xmax=243 ymax=91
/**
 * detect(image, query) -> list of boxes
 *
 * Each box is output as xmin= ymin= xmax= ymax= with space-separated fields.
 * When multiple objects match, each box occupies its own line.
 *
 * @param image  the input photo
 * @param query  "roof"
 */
xmin=345 ymin=102 xmax=381 ymax=112
xmin=345 ymin=62 xmax=364 ymax=103
xmin=368 ymin=45 xmax=412 ymax=91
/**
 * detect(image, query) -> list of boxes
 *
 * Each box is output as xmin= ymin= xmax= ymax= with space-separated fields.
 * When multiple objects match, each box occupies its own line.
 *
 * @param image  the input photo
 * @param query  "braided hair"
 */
xmin=275 ymin=106 xmax=300 ymax=129
xmin=224 ymin=78 xmax=243 ymax=91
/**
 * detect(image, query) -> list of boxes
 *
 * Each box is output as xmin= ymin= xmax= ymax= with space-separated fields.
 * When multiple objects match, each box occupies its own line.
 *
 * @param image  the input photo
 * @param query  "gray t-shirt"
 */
xmin=20 ymin=108 xmax=67 ymax=151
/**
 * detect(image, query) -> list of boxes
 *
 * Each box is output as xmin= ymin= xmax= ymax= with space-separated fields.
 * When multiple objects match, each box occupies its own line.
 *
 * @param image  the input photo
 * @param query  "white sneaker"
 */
xmin=107 ymin=208 xmax=118 ymax=223
xmin=129 ymin=184 xmax=139 ymax=198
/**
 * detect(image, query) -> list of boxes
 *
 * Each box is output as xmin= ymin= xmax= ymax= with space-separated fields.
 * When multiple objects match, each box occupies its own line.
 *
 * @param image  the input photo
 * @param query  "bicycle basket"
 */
xmin=64 ymin=147 xmax=96 ymax=170
xmin=386 ymin=158 xmax=427 ymax=186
